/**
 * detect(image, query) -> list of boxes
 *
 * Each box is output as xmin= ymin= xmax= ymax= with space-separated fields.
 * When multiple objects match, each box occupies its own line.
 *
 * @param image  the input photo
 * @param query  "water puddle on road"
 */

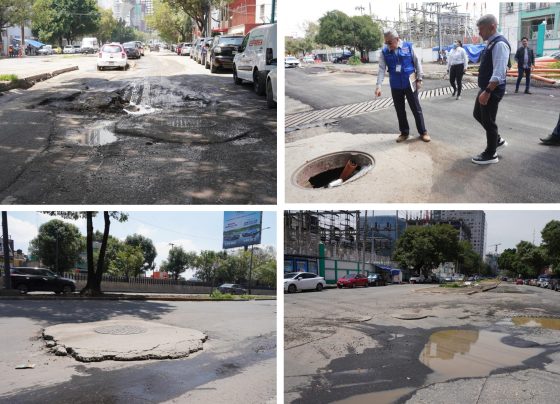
xmin=67 ymin=120 xmax=118 ymax=146
xmin=419 ymin=329 xmax=543 ymax=382
xmin=512 ymin=317 xmax=560 ymax=330
xmin=335 ymin=387 xmax=415 ymax=404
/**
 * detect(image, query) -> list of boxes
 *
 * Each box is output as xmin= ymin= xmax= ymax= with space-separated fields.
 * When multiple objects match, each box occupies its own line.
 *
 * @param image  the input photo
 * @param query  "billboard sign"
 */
xmin=223 ymin=212 xmax=262 ymax=249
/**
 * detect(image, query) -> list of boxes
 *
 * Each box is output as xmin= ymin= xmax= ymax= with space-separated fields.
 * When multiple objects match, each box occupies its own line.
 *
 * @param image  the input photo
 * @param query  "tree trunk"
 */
xmin=93 ymin=211 xmax=111 ymax=292
xmin=80 ymin=212 xmax=95 ymax=295
xmin=20 ymin=23 xmax=24 ymax=57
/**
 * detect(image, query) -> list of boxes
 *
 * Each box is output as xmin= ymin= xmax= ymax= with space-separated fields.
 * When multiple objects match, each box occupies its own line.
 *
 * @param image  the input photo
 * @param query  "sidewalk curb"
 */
xmin=0 ymin=294 xmax=276 ymax=302
xmin=0 ymin=65 xmax=79 ymax=92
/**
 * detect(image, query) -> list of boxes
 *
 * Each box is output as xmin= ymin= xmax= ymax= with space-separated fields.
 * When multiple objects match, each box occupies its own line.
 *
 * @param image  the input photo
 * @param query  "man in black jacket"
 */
xmin=514 ymin=37 xmax=535 ymax=94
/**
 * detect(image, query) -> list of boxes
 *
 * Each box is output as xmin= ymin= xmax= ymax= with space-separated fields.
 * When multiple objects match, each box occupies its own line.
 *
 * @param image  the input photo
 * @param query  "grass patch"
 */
xmin=348 ymin=55 xmax=362 ymax=65
xmin=0 ymin=74 xmax=18 ymax=82
xmin=210 ymin=290 xmax=234 ymax=300
xmin=440 ymin=282 xmax=461 ymax=288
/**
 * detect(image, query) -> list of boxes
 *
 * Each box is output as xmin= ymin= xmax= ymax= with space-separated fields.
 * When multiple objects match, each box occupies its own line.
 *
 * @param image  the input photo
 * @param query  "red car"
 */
xmin=337 ymin=273 xmax=368 ymax=288
xmin=516 ymin=278 xmax=524 ymax=285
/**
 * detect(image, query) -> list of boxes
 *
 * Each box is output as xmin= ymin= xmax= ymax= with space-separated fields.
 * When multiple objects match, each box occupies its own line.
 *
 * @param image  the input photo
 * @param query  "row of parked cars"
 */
xmin=518 ymin=274 xmax=560 ymax=291
xmin=284 ymin=272 xmax=388 ymax=293
xmin=174 ymin=23 xmax=277 ymax=108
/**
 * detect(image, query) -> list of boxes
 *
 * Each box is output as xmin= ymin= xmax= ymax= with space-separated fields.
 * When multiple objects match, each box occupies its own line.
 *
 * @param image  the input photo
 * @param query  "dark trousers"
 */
xmin=515 ymin=67 xmax=531 ymax=91
xmin=553 ymin=113 xmax=560 ymax=137
xmin=449 ymin=64 xmax=464 ymax=96
xmin=473 ymin=88 xmax=504 ymax=155
xmin=391 ymin=87 xmax=426 ymax=135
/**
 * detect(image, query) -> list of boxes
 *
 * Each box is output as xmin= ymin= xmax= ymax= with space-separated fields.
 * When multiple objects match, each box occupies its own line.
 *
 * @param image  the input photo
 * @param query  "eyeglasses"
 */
xmin=385 ymin=39 xmax=396 ymax=45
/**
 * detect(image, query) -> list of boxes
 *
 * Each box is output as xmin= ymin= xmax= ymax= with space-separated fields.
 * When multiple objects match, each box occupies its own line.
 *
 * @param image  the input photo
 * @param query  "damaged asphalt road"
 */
xmin=285 ymin=284 xmax=560 ymax=403
xmin=0 ymin=53 xmax=276 ymax=204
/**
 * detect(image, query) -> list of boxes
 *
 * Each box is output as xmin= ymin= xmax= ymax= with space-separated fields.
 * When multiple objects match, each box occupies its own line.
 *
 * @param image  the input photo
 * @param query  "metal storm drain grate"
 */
xmin=286 ymin=83 xmax=479 ymax=130
xmin=94 ymin=325 xmax=147 ymax=335
xmin=292 ymin=151 xmax=374 ymax=189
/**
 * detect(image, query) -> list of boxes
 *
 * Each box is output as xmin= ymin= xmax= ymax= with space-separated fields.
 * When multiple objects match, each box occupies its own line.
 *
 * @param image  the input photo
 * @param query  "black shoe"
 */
xmin=514 ymin=89 xmax=519 ymax=93
xmin=524 ymin=90 xmax=532 ymax=94
xmin=497 ymin=138 xmax=508 ymax=148
xmin=452 ymin=90 xmax=456 ymax=97
xmin=540 ymin=135 xmax=560 ymax=145
xmin=472 ymin=152 xmax=498 ymax=165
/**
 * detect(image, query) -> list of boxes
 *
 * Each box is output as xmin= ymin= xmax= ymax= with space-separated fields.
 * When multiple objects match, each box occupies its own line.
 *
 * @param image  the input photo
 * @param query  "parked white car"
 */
xmin=409 ymin=274 xmax=425 ymax=284
xmin=266 ymin=67 xmax=276 ymax=109
xmin=97 ymin=43 xmax=128 ymax=71
xmin=284 ymin=272 xmax=326 ymax=293
xmin=38 ymin=45 xmax=53 ymax=55
xmin=285 ymin=56 xmax=301 ymax=68
xmin=233 ymin=23 xmax=277 ymax=95
xmin=63 ymin=45 xmax=74 ymax=54
xmin=180 ymin=42 xmax=192 ymax=56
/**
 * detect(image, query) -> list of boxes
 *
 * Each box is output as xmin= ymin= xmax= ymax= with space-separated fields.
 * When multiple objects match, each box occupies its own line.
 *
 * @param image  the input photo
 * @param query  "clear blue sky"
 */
xmin=3 ymin=211 xmax=276 ymax=277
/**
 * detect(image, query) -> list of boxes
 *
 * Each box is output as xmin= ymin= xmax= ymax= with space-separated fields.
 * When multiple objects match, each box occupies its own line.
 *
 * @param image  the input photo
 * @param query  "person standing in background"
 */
xmin=514 ymin=37 xmax=535 ymax=94
xmin=447 ymin=40 xmax=469 ymax=100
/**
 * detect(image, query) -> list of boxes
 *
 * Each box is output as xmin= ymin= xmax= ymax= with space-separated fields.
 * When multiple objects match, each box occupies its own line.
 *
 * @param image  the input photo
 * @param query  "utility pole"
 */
xmin=2 ymin=212 xmax=11 ymax=289
xmin=271 ymin=0 xmax=276 ymax=23
xmin=362 ymin=211 xmax=368 ymax=273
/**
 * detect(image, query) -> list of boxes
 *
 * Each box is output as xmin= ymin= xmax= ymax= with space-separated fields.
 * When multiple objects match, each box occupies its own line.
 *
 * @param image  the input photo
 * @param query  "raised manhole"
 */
xmin=94 ymin=325 xmax=147 ymax=335
xmin=292 ymin=151 xmax=374 ymax=189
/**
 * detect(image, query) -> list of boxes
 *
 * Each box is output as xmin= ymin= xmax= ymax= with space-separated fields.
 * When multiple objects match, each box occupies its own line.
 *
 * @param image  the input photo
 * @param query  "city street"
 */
xmin=285 ymin=64 xmax=560 ymax=203
xmin=0 ymin=51 xmax=276 ymax=204
xmin=0 ymin=299 xmax=276 ymax=403
xmin=285 ymin=282 xmax=560 ymax=403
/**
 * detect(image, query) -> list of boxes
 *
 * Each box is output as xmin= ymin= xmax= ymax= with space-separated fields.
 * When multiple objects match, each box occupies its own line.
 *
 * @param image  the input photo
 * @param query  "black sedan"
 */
xmin=123 ymin=42 xmax=141 ymax=59
xmin=218 ymin=283 xmax=247 ymax=295
xmin=10 ymin=267 xmax=76 ymax=294
xmin=207 ymin=35 xmax=244 ymax=72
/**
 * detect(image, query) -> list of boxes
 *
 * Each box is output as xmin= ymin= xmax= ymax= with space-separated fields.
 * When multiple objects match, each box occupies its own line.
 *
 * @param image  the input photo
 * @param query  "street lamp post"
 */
xmin=2 ymin=212 xmax=11 ymax=290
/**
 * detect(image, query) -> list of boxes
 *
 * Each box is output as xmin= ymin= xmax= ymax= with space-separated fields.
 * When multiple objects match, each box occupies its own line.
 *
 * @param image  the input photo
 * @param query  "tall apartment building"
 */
xmin=432 ymin=211 xmax=487 ymax=258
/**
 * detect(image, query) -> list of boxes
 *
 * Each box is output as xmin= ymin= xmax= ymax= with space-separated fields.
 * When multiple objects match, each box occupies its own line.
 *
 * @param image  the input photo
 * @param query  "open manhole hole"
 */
xmin=292 ymin=151 xmax=374 ymax=189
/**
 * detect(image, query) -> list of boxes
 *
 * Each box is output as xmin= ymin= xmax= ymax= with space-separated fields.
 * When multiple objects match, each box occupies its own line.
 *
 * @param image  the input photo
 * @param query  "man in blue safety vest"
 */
xmin=471 ymin=14 xmax=510 ymax=165
xmin=375 ymin=28 xmax=430 ymax=143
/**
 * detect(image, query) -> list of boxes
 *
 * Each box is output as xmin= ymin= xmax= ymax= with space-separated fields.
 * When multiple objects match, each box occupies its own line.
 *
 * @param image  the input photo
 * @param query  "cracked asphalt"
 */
xmin=0 ymin=51 xmax=276 ymax=204
xmin=0 ymin=299 xmax=276 ymax=403
xmin=284 ymin=283 xmax=560 ymax=403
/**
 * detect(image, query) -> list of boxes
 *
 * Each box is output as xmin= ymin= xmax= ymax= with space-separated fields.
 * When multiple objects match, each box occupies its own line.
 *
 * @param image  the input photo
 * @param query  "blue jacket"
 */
xmin=382 ymin=42 xmax=416 ymax=90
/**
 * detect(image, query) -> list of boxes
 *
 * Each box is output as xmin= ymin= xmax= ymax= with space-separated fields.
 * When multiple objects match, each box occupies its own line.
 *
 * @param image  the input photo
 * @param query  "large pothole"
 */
xmin=292 ymin=151 xmax=374 ymax=189
xmin=42 ymin=320 xmax=207 ymax=362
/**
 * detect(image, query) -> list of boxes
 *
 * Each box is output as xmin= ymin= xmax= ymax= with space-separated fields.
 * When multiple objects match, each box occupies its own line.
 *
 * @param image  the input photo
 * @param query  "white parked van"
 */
xmin=81 ymin=37 xmax=99 ymax=54
xmin=233 ymin=23 xmax=277 ymax=95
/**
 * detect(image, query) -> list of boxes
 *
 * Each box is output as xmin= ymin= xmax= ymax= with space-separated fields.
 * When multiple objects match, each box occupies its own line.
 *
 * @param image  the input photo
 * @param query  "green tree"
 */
xmin=1 ymin=1 xmax=17 ymax=54
xmin=393 ymin=224 xmax=459 ymax=276
xmin=146 ymin=0 xmax=192 ymax=43
xmin=32 ymin=0 xmax=100 ymax=47
xmin=160 ymin=247 xmax=197 ymax=280
xmin=497 ymin=248 xmax=518 ymax=277
xmin=251 ymin=246 xmax=276 ymax=287
xmin=515 ymin=241 xmax=547 ymax=278
xmin=316 ymin=10 xmax=353 ymax=48
xmin=350 ymin=15 xmax=382 ymax=58
xmin=44 ymin=212 xmax=128 ymax=296
xmin=110 ymin=18 xmax=136 ymax=43
xmin=112 ymin=244 xmax=144 ymax=278
xmin=193 ymin=250 xmax=223 ymax=283
xmin=125 ymin=234 xmax=157 ymax=271
xmin=28 ymin=219 xmax=83 ymax=273
xmin=541 ymin=220 xmax=560 ymax=274
xmin=96 ymin=7 xmax=116 ymax=44
xmin=457 ymin=240 xmax=483 ymax=276
xmin=166 ymin=0 xmax=231 ymax=36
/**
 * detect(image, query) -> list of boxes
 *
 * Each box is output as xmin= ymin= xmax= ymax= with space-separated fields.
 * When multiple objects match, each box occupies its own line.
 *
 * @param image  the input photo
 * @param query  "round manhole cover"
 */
xmin=292 ymin=151 xmax=374 ymax=189
xmin=94 ymin=325 xmax=147 ymax=335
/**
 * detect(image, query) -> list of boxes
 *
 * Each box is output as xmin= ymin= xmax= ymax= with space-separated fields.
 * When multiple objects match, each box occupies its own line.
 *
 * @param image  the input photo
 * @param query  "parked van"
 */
xmin=81 ymin=37 xmax=99 ymax=54
xmin=233 ymin=23 xmax=277 ymax=95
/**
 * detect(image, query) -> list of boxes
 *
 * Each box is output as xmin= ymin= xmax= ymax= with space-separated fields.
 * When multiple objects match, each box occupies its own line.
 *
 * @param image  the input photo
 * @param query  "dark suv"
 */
xmin=10 ymin=267 xmax=76 ymax=294
xmin=218 ymin=283 xmax=247 ymax=295
xmin=207 ymin=35 xmax=244 ymax=72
